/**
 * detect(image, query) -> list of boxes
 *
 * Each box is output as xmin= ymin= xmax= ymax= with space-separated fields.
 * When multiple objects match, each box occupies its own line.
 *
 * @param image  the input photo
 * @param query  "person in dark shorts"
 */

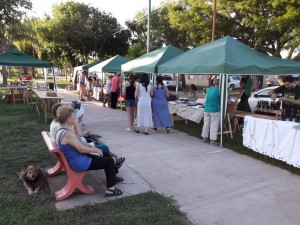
xmin=123 ymin=75 xmax=136 ymax=131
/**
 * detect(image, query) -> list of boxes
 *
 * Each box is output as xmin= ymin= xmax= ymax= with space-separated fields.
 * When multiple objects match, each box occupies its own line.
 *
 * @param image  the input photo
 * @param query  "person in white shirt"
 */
xmin=103 ymin=75 xmax=113 ymax=107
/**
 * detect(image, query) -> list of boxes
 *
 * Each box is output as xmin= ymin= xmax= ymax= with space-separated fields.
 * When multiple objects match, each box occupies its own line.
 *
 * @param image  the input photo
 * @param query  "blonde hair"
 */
xmin=56 ymin=106 xmax=74 ymax=124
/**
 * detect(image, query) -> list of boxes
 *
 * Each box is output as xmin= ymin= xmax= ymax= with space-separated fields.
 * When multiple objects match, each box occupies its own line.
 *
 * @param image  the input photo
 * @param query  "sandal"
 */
xmin=105 ymin=187 xmax=123 ymax=197
xmin=116 ymin=176 xmax=124 ymax=183
xmin=115 ymin=163 xmax=123 ymax=170
xmin=114 ymin=157 xmax=125 ymax=165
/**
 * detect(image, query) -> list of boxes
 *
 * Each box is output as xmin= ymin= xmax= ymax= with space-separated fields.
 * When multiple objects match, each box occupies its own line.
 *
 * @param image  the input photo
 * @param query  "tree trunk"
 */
xmin=2 ymin=66 xmax=7 ymax=84
xmin=23 ymin=67 xmax=28 ymax=75
xmin=32 ymin=67 xmax=35 ymax=78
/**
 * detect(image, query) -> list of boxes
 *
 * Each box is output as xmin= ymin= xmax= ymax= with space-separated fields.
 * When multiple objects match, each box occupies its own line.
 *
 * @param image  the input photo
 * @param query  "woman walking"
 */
xmin=151 ymin=75 xmax=173 ymax=133
xmin=135 ymin=73 xmax=153 ymax=135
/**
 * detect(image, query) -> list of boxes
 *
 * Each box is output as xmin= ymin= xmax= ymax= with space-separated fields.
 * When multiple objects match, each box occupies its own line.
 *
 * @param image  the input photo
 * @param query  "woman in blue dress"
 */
xmin=151 ymin=75 xmax=174 ymax=133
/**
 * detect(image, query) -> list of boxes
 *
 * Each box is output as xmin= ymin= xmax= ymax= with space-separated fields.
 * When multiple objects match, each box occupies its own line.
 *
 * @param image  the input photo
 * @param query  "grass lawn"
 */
xmin=0 ymin=101 xmax=193 ymax=225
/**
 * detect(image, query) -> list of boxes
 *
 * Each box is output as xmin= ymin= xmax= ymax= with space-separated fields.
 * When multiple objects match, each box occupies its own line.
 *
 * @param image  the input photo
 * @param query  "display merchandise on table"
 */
xmin=172 ymin=98 xmax=205 ymax=107
xmin=253 ymin=100 xmax=300 ymax=122
xmin=168 ymin=100 xmax=205 ymax=123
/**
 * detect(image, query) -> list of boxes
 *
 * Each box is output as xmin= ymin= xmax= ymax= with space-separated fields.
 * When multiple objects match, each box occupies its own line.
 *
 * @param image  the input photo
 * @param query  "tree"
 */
xmin=222 ymin=0 xmax=300 ymax=58
xmin=167 ymin=0 xmax=300 ymax=58
xmin=0 ymin=0 xmax=32 ymax=52
xmin=0 ymin=0 xmax=32 ymax=84
xmin=35 ymin=2 xmax=130 ymax=68
xmin=167 ymin=0 xmax=235 ymax=48
xmin=126 ymin=43 xmax=147 ymax=60
xmin=126 ymin=4 xmax=190 ymax=52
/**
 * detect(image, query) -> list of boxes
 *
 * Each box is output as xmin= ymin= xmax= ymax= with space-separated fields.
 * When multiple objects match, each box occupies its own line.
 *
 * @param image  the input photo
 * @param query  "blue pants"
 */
xmin=94 ymin=143 xmax=110 ymax=153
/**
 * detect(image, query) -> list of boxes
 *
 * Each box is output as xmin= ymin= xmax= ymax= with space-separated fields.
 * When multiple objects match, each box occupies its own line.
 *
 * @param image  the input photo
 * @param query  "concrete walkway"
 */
xmin=48 ymin=89 xmax=300 ymax=225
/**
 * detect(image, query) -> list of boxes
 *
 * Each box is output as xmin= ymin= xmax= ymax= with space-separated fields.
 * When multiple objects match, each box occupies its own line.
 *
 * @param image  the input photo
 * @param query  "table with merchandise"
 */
xmin=168 ymin=99 xmax=205 ymax=124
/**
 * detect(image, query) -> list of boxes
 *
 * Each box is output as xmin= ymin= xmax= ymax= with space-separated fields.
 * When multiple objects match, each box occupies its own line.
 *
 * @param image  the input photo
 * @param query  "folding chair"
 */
xmin=25 ymin=91 xmax=43 ymax=116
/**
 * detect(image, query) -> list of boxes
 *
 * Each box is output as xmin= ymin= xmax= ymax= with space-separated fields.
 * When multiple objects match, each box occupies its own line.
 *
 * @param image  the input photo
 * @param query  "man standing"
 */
xmin=79 ymin=71 xmax=88 ymax=101
xmin=103 ymin=75 xmax=113 ymax=107
xmin=268 ymin=75 xmax=300 ymax=114
xmin=110 ymin=73 xmax=121 ymax=109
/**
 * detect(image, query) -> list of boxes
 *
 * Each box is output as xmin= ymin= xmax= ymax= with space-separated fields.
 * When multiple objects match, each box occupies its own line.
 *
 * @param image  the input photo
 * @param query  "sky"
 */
xmin=28 ymin=0 xmax=167 ymax=26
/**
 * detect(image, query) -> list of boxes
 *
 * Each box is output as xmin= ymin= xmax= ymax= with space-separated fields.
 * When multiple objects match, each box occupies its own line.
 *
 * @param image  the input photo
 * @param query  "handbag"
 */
xmin=84 ymin=134 xmax=102 ymax=144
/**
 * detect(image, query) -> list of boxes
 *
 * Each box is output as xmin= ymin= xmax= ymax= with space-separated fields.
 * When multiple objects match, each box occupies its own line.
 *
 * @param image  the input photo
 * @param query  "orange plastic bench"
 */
xmin=41 ymin=131 xmax=95 ymax=201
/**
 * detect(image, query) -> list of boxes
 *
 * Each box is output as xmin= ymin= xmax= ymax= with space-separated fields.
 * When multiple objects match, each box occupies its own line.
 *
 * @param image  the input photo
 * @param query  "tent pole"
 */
xmin=120 ymin=71 xmax=124 ymax=110
xmin=220 ymin=74 xmax=228 ymax=148
xmin=220 ymin=74 xmax=224 ymax=147
xmin=52 ymin=67 xmax=57 ymax=92
xmin=152 ymin=73 xmax=155 ymax=86
xmin=101 ymin=72 xmax=104 ymax=102
xmin=176 ymin=74 xmax=179 ymax=96
xmin=44 ymin=68 xmax=48 ymax=85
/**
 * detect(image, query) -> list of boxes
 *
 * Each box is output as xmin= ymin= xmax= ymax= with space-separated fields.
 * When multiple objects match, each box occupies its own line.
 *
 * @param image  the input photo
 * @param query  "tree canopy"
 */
xmin=0 ymin=0 xmax=32 ymax=52
xmin=125 ymin=0 xmax=300 ymax=60
xmin=34 ymin=2 xmax=131 ymax=67
xmin=2 ymin=0 xmax=300 ymax=72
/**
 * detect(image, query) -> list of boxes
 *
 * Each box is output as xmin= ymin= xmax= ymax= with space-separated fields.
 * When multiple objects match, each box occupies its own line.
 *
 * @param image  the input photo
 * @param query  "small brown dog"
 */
xmin=15 ymin=165 xmax=44 ymax=195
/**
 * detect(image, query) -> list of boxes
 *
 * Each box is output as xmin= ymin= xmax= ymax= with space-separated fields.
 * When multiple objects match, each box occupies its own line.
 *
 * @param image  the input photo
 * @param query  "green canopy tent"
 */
xmin=0 ymin=49 xmax=56 ymax=89
xmin=121 ymin=45 xmax=184 ymax=96
xmin=72 ymin=60 xmax=101 ymax=90
xmin=90 ymin=55 xmax=129 ymax=73
xmin=89 ymin=55 xmax=129 ymax=88
xmin=121 ymin=45 xmax=184 ymax=74
xmin=82 ymin=60 xmax=101 ymax=71
xmin=0 ymin=49 xmax=54 ymax=67
xmin=158 ymin=36 xmax=300 ymax=146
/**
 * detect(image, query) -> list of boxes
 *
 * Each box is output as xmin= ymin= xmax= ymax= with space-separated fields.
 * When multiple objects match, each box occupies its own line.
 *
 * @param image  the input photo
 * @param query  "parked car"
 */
xmin=162 ymin=75 xmax=181 ymax=89
xmin=228 ymin=75 xmax=242 ymax=89
xmin=248 ymin=86 xmax=279 ymax=109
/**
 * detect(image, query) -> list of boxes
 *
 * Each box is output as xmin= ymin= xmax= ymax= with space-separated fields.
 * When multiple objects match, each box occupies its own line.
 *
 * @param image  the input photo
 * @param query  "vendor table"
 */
xmin=243 ymin=115 xmax=300 ymax=167
xmin=0 ymin=86 xmax=27 ymax=104
xmin=32 ymin=89 xmax=65 ymax=124
xmin=92 ymin=87 xmax=104 ymax=101
xmin=168 ymin=102 xmax=204 ymax=124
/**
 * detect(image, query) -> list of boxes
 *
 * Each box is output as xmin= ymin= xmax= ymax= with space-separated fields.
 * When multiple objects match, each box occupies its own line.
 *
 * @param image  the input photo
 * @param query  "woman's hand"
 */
xmin=94 ymin=148 xmax=103 ymax=156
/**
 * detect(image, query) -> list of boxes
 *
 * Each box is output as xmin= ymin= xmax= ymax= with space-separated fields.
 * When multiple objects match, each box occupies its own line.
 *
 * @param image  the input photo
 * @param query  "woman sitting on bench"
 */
xmin=55 ymin=106 xmax=124 ymax=197
xmin=50 ymin=103 xmax=111 ymax=154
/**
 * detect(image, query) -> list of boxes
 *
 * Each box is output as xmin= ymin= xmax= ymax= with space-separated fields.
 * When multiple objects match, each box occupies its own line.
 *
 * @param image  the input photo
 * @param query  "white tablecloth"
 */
xmin=168 ymin=102 xmax=204 ymax=123
xmin=92 ymin=87 xmax=102 ymax=100
xmin=243 ymin=116 xmax=300 ymax=167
